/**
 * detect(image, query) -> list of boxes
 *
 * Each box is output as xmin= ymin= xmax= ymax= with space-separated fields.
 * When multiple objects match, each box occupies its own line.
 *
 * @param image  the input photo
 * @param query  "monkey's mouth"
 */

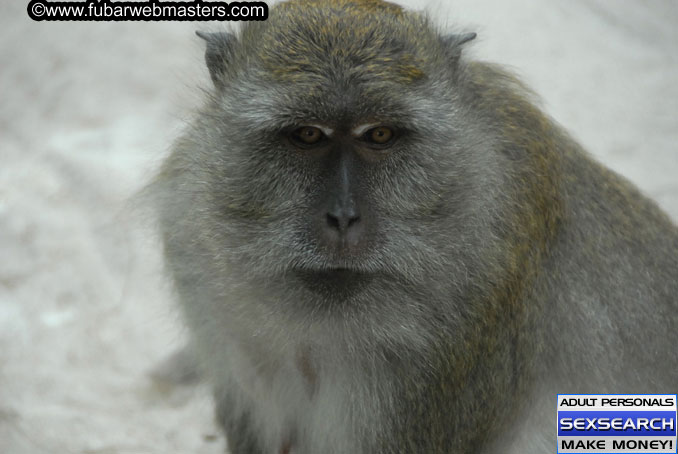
xmin=292 ymin=267 xmax=373 ymax=297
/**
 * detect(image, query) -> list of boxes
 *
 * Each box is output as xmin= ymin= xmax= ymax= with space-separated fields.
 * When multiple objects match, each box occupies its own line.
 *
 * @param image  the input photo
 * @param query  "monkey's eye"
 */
xmin=290 ymin=126 xmax=326 ymax=147
xmin=363 ymin=126 xmax=395 ymax=146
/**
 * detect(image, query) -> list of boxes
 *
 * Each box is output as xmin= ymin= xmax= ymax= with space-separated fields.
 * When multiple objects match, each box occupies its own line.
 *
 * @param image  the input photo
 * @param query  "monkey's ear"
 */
xmin=441 ymin=32 xmax=477 ymax=58
xmin=196 ymin=30 xmax=237 ymax=90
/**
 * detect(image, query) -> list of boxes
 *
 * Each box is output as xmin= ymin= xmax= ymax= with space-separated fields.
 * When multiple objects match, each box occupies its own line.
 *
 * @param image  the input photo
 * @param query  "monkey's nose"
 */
xmin=323 ymin=203 xmax=363 ymax=248
xmin=325 ymin=206 xmax=360 ymax=234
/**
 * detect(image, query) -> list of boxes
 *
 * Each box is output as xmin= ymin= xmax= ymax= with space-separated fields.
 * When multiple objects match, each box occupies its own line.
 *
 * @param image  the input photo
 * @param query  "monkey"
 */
xmin=150 ymin=0 xmax=678 ymax=452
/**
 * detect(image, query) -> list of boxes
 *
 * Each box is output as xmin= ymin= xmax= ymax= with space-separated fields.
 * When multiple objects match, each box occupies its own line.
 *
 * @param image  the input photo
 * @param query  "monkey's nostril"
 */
xmin=347 ymin=216 xmax=360 ymax=228
xmin=326 ymin=213 xmax=340 ymax=230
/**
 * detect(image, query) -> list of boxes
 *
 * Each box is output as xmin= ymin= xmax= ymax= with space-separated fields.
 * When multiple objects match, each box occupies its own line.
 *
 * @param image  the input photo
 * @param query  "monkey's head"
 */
xmin=179 ymin=0 xmax=503 ymax=307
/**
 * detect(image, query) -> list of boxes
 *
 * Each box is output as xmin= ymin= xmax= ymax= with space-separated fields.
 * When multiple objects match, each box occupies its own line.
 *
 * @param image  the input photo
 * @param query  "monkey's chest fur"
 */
xmin=215 ymin=331 xmax=383 ymax=454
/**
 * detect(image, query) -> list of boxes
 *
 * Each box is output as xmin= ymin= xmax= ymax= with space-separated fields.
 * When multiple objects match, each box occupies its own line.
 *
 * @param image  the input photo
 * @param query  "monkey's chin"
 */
xmin=292 ymin=267 xmax=373 ymax=299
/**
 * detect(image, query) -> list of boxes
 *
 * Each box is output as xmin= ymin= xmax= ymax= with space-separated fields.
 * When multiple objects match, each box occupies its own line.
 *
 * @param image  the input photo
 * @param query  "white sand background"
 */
xmin=1 ymin=0 xmax=676 ymax=453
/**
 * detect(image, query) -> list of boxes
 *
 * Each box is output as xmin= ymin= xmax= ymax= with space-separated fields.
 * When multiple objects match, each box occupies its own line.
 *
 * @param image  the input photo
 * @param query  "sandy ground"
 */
xmin=1 ymin=1 xmax=676 ymax=453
